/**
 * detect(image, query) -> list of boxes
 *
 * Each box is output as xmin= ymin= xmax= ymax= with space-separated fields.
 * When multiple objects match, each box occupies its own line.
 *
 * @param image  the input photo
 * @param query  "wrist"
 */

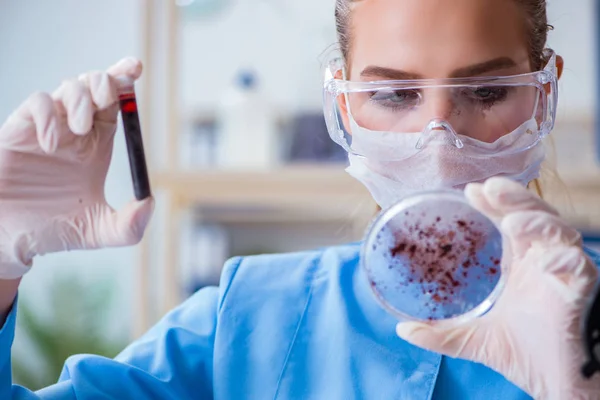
xmin=0 ymin=277 xmax=21 ymax=323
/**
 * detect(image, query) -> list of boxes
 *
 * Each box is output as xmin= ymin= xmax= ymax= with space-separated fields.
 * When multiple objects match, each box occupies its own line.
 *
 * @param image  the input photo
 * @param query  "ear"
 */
xmin=334 ymin=69 xmax=352 ymax=134
xmin=556 ymin=55 xmax=564 ymax=80
xmin=542 ymin=55 xmax=564 ymax=95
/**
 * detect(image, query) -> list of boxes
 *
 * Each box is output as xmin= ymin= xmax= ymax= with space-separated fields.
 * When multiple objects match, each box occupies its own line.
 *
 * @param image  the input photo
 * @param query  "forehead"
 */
xmin=349 ymin=0 xmax=531 ymax=78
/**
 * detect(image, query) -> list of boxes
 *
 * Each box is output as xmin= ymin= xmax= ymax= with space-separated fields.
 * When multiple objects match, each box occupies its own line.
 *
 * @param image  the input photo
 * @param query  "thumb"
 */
xmin=97 ymin=197 xmax=155 ymax=247
xmin=106 ymin=57 xmax=143 ymax=82
xmin=395 ymin=322 xmax=478 ymax=358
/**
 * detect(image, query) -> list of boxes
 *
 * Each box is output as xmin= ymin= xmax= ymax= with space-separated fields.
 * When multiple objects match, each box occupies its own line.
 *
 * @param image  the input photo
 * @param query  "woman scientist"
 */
xmin=1 ymin=0 xmax=599 ymax=398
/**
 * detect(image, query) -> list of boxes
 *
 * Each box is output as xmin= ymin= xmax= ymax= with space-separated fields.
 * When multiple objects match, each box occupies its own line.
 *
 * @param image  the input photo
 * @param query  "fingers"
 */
xmin=95 ymin=197 xmax=155 ymax=248
xmin=52 ymin=79 xmax=95 ymax=135
xmin=105 ymin=57 xmax=143 ymax=82
xmin=502 ymin=210 xmax=581 ymax=257
xmin=2 ymin=57 xmax=142 ymax=154
xmin=46 ymin=57 xmax=142 ymax=145
xmin=78 ymin=57 xmax=143 ymax=122
xmin=464 ymin=183 xmax=502 ymax=222
xmin=501 ymin=210 xmax=596 ymax=301
xmin=51 ymin=57 xmax=143 ymax=134
xmin=7 ymin=92 xmax=59 ymax=153
xmin=77 ymin=71 xmax=120 ymax=123
xmin=79 ymin=71 xmax=117 ymax=110
xmin=29 ymin=197 xmax=154 ymax=259
xmin=395 ymin=321 xmax=479 ymax=359
xmin=539 ymin=247 xmax=598 ymax=302
xmin=484 ymin=177 xmax=559 ymax=215
xmin=465 ymin=177 xmax=559 ymax=222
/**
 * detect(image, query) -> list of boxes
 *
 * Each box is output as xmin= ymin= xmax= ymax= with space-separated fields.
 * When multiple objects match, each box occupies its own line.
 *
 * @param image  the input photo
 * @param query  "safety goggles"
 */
xmin=323 ymin=49 xmax=559 ymax=161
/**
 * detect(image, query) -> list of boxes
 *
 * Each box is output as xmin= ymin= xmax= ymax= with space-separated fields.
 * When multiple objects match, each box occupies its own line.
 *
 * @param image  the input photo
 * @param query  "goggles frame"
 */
xmin=322 ymin=49 xmax=559 ymax=157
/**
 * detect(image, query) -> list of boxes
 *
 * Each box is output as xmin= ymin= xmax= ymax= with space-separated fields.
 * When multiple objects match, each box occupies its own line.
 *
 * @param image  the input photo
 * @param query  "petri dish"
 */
xmin=362 ymin=189 xmax=507 ymax=325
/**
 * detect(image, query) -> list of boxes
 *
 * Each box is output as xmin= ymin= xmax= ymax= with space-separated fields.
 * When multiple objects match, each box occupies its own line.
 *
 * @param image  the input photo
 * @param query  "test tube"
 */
xmin=116 ymin=77 xmax=152 ymax=200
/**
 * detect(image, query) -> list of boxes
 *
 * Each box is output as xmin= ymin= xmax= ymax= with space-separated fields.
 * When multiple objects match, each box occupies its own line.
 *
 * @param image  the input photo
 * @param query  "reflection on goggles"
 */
xmin=344 ymin=84 xmax=542 ymax=143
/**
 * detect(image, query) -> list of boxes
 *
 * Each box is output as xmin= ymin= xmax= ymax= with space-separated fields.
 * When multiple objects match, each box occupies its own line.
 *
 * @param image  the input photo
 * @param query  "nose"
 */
xmin=413 ymin=88 xmax=466 ymax=149
xmin=423 ymin=87 xmax=455 ymax=121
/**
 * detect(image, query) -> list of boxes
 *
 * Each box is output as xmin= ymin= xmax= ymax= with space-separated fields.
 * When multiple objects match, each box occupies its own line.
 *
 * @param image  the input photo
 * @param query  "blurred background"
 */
xmin=0 ymin=0 xmax=599 ymax=389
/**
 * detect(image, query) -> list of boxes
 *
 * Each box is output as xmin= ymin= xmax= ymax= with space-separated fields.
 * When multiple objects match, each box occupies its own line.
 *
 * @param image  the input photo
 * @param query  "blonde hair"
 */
xmin=531 ymin=139 xmax=571 ymax=209
xmin=335 ymin=0 xmax=553 ymax=70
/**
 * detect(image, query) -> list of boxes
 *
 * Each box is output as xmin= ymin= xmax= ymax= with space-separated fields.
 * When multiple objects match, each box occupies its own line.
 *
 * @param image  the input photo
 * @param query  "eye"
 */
xmin=474 ymin=88 xmax=494 ymax=98
xmin=368 ymin=89 xmax=421 ymax=110
xmin=463 ymin=87 xmax=509 ymax=104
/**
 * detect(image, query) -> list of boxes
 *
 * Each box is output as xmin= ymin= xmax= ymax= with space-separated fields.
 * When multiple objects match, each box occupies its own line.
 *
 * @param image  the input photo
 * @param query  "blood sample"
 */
xmin=116 ymin=77 xmax=152 ymax=200
xmin=362 ymin=190 xmax=506 ymax=325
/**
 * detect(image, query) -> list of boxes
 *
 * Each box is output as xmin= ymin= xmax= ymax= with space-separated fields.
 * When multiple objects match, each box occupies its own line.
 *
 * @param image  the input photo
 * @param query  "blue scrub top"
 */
xmin=2 ymin=243 xmax=598 ymax=399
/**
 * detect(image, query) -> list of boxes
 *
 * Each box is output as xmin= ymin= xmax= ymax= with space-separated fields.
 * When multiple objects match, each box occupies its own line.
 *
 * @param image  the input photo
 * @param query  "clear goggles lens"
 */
xmin=323 ymin=50 xmax=558 ymax=160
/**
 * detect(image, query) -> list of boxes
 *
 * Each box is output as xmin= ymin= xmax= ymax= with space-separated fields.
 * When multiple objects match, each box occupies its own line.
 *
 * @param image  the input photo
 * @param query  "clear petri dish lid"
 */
xmin=362 ymin=189 xmax=507 ymax=325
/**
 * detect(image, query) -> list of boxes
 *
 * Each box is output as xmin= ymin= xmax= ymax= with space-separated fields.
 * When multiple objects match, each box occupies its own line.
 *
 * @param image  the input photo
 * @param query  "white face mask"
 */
xmin=346 ymin=118 xmax=545 ymax=209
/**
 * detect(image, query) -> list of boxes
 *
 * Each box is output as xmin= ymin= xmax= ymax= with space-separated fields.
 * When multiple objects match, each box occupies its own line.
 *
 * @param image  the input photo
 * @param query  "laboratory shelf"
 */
xmin=151 ymin=164 xmax=374 ymax=209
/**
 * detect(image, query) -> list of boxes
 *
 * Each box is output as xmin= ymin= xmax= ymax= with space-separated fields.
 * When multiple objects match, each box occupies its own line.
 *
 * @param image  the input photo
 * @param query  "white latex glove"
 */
xmin=396 ymin=177 xmax=600 ymax=400
xmin=0 ymin=58 xmax=154 ymax=279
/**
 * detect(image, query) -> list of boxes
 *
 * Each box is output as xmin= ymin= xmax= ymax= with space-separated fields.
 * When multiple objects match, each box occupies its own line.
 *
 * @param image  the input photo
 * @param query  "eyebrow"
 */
xmin=360 ymin=57 xmax=518 ymax=80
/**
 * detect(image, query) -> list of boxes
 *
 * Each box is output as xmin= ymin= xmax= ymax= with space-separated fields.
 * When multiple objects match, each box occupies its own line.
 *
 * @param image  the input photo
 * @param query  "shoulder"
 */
xmin=585 ymin=246 xmax=600 ymax=267
xmin=216 ymin=242 xmax=362 ymax=310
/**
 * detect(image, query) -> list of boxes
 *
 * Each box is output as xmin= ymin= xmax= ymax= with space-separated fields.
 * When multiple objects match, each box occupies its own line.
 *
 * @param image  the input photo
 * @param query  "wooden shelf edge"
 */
xmin=151 ymin=164 xmax=374 ymax=207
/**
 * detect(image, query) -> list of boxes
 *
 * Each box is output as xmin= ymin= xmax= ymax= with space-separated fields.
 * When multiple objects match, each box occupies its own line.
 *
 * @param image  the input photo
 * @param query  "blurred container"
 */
xmin=215 ymin=70 xmax=281 ymax=169
xmin=179 ymin=117 xmax=218 ymax=169
xmin=180 ymin=216 xmax=230 ymax=295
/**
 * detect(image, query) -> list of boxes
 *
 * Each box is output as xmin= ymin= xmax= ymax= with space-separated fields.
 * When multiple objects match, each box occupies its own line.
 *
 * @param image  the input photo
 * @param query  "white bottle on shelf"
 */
xmin=215 ymin=70 xmax=280 ymax=169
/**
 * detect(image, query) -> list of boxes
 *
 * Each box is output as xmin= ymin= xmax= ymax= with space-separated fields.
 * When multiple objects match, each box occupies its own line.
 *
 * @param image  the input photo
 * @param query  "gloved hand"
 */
xmin=395 ymin=177 xmax=600 ymax=400
xmin=0 ymin=58 xmax=154 ymax=280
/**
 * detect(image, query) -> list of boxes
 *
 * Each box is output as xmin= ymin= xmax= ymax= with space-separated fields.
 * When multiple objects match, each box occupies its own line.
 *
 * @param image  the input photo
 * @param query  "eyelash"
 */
xmin=460 ymin=87 xmax=510 ymax=109
xmin=367 ymin=89 xmax=421 ymax=110
xmin=366 ymin=87 xmax=513 ymax=111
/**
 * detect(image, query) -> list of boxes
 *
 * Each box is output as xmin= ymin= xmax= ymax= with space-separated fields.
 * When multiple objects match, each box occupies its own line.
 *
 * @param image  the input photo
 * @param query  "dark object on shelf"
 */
xmin=286 ymin=113 xmax=347 ymax=162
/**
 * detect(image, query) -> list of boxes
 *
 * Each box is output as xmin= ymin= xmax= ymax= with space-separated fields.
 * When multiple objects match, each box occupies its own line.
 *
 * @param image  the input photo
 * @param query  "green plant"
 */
xmin=11 ymin=274 xmax=128 ymax=390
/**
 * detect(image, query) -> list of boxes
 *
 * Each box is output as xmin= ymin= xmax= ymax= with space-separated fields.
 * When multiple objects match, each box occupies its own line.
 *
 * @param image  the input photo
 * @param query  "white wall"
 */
xmin=544 ymin=0 xmax=599 ymax=175
xmin=546 ymin=0 xmax=597 ymax=121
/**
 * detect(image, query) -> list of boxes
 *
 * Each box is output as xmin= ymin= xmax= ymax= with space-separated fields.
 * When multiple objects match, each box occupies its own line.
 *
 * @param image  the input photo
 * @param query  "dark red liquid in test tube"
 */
xmin=117 ymin=82 xmax=151 ymax=201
